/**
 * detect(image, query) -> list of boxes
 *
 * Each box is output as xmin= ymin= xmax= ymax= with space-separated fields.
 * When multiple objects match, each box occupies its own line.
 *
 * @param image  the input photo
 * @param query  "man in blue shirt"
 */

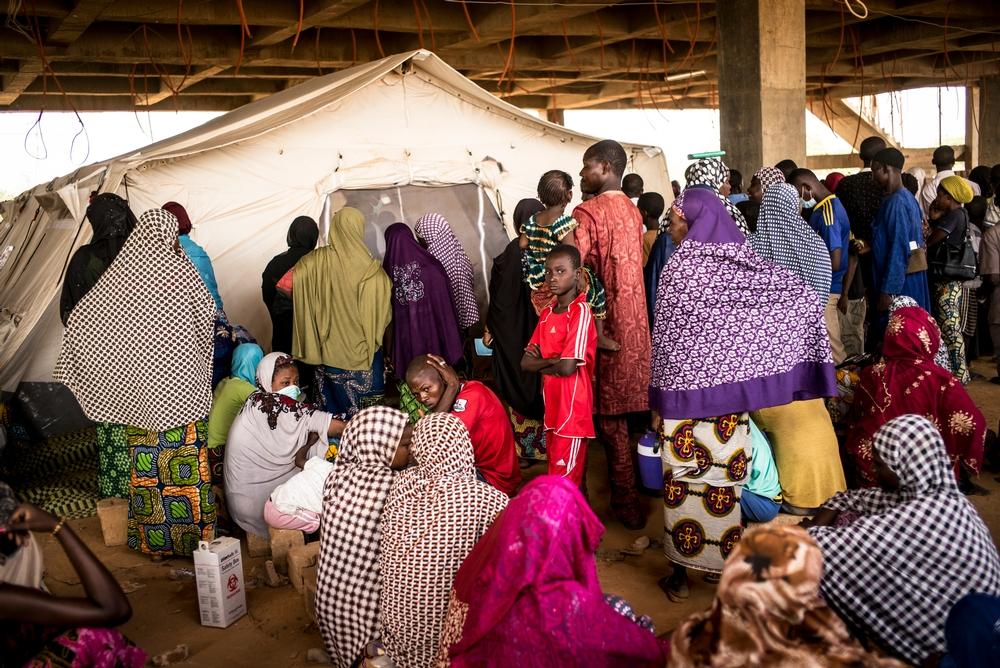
xmin=870 ymin=148 xmax=932 ymax=338
xmin=789 ymin=169 xmax=850 ymax=363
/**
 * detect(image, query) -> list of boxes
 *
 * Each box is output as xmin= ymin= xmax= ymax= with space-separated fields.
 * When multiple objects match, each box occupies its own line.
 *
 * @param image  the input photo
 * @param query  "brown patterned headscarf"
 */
xmin=668 ymin=525 xmax=906 ymax=668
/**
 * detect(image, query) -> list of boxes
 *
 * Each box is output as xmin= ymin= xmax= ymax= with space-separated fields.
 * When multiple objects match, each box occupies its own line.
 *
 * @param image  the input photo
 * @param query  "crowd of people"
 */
xmin=2 ymin=135 xmax=1000 ymax=667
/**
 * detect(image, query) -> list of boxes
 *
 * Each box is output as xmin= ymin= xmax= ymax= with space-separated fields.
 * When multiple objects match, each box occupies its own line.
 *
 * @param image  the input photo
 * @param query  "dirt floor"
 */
xmin=37 ymin=359 xmax=1000 ymax=667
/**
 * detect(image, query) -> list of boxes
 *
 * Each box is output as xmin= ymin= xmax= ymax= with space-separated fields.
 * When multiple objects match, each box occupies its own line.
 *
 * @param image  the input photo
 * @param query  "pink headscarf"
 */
xmin=438 ymin=476 xmax=667 ymax=666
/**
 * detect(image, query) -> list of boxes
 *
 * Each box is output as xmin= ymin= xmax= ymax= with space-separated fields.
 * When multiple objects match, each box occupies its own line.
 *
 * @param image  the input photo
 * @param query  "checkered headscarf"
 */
xmin=753 ymin=166 xmax=786 ymax=192
xmin=414 ymin=214 xmax=480 ymax=329
xmin=684 ymin=157 xmax=749 ymax=234
xmin=54 ymin=209 xmax=215 ymax=430
xmin=809 ymin=415 xmax=1000 ymax=664
xmin=377 ymin=413 xmax=507 ymax=668
xmin=315 ymin=406 xmax=409 ymax=668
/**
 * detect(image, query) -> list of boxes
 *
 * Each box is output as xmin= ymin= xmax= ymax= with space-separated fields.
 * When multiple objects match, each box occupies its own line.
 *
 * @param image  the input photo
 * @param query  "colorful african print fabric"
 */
xmin=661 ymin=414 xmax=750 ymax=573
xmin=97 ymin=422 xmax=129 ymax=499
xmin=127 ymin=419 xmax=215 ymax=558
xmin=315 ymin=350 xmax=385 ymax=418
xmin=508 ymin=406 xmax=546 ymax=461
xmin=933 ymin=281 xmax=971 ymax=384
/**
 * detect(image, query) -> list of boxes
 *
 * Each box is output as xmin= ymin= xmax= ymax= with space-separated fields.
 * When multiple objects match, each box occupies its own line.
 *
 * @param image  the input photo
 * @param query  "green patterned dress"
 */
xmin=127 ymin=418 xmax=215 ymax=557
xmin=96 ymin=422 xmax=130 ymax=499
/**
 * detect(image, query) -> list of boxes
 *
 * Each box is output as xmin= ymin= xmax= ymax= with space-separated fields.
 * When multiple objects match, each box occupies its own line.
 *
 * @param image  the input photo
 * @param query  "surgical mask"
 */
xmin=801 ymin=197 xmax=817 ymax=209
xmin=277 ymin=385 xmax=302 ymax=401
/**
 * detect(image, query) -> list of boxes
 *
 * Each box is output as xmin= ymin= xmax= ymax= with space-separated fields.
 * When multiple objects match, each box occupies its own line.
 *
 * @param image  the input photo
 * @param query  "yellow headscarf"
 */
xmin=940 ymin=175 xmax=974 ymax=204
xmin=292 ymin=207 xmax=391 ymax=370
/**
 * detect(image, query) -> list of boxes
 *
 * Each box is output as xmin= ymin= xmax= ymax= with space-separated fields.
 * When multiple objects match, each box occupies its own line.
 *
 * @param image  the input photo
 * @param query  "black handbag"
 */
xmin=929 ymin=213 xmax=977 ymax=281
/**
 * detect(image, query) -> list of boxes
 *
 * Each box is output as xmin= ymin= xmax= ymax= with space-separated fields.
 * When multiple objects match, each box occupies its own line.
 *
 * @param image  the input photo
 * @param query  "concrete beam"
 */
xmin=807 ymin=146 xmax=968 ymax=171
xmin=47 ymin=1 xmax=117 ymax=45
xmin=810 ymin=98 xmax=899 ymax=151
xmin=0 ymin=60 xmax=44 ymax=106
xmin=966 ymin=85 xmax=980 ymax=168
xmin=136 ymin=65 xmax=227 ymax=106
xmin=0 ymin=93 xmax=251 ymax=112
xmin=251 ymin=0 xmax=371 ymax=48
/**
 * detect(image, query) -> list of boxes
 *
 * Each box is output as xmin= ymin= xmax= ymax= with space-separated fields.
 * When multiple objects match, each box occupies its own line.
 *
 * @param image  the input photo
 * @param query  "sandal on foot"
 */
xmin=658 ymin=575 xmax=690 ymax=602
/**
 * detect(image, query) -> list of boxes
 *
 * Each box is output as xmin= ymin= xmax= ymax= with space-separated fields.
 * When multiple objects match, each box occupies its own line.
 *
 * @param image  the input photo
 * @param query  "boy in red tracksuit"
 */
xmin=521 ymin=244 xmax=597 ymax=485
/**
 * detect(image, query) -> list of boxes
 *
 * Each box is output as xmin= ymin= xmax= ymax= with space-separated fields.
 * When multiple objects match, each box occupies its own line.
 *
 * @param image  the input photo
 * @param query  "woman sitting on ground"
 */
xmin=844 ymin=306 xmax=985 ymax=490
xmin=806 ymin=414 xmax=1000 ymax=665
xmin=378 ymin=413 xmax=507 ymax=668
xmin=435 ymin=475 xmax=667 ymax=667
xmin=208 ymin=343 xmax=264 ymax=474
xmin=0 ymin=483 xmax=145 ymax=667
xmin=669 ymin=523 xmax=905 ymax=667
xmin=315 ymin=406 xmax=412 ymax=668
xmin=224 ymin=352 xmax=345 ymax=537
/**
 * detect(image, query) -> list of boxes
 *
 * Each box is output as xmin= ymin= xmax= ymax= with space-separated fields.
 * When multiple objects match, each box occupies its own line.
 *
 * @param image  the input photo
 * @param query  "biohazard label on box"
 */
xmin=193 ymin=537 xmax=247 ymax=628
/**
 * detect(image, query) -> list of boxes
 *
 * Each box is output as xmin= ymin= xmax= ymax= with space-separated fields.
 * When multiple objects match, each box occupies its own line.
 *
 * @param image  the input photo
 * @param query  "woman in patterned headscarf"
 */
xmin=54 ymin=208 xmax=216 ymax=557
xmin=315 ymin=406 xmax=412 ymax=668
xmin=807 ymin=415 xmax=1000 ymax=665
xmin=60 ymin=193 xmax=137 ymax=326
xmin=382 ymin=223 xmax=463 ymax=374
xmin=751 ymin=183 xmax=833 ymax=305
xmin=844 ymin=306 xmax=985 ymax=489
xmin=378 ymin=413 xmax=506 ymax=668
xmin=649 ymin=188 xmax=836 ymax=599
xmin=684 ymin=157 xmax=749 ymax=233
xmin=669 ymin=524 xmax=905 ymax=667
xmin=414 ymin=213 xmax=481 ymax=331
xmin=293 ymin=207 xmax=392 ymax=416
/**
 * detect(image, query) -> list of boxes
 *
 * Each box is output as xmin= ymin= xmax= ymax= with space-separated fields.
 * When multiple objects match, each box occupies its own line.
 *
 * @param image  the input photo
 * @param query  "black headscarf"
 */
xmin=59 ymin=193 xmax=137 ymax=325
xmin=261 ymin=215 xmax=319 ymax=312
xmin=488 ymin=199 xmax=545 ymax=419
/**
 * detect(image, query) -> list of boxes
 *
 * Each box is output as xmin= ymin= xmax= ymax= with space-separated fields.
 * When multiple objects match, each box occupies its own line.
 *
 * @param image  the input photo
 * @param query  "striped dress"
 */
xmin=521 ymin=214 xmax=607 ymax=318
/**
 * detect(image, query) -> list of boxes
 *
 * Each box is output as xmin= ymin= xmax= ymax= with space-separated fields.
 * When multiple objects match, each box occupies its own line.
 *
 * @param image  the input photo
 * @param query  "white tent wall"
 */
xmin=0 ymin=50 xmax=669 ymax=397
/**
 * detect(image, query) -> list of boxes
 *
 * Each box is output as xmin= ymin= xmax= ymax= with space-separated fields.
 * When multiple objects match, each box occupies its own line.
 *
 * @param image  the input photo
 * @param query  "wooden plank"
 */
xmin=48 ymin=1 xmax=117 ymax=45
xmin=135 ymin=65 xmax=227 ymax=106
xmin=0 ymin=60 xmax=43 ymax=106
xmin=251 ymin=0 xmax=371 ymax=48
xmin=810 ymin=98 xmax=899 ymax=150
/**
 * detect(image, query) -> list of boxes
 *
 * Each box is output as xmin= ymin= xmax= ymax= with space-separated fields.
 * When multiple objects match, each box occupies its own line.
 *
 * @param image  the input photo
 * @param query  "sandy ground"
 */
xmin=37 ymin=360 xmax=1000 ymax=667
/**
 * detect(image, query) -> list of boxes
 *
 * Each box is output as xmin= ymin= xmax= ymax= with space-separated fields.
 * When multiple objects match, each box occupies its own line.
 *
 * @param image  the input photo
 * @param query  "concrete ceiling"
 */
xmin=1 ymin=0 xmax=998 ymax=113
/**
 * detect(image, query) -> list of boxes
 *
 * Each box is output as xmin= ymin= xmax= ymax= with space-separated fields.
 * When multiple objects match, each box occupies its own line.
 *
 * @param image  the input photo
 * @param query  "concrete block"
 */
xmin=302 ymin=564 xmax=318 ymax=621
xmin=246 ymin=532 xmax=271 ymax=558
xmin=288 ymin=541 xmax=320 ymax=593
xmin=269 ymin=528 xmax=305 ymax=574
xmin=96 ymin=497 xmax=128 ymax=547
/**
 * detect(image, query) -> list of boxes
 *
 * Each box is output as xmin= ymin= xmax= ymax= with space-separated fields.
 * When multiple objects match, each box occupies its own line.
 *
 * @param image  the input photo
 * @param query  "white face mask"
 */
xmin=801 ymin=196 xmax=817 ymax=209
xmin=276 ymin=385 xmax=302 ymax=401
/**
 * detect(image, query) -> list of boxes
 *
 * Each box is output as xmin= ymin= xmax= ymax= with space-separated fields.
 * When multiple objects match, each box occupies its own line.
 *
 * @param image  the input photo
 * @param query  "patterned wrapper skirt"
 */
xmin=127 ymin=419 xmax=216 ymax=557
xmin=315 ymin=349 xmax=385 ymax=418
xmin=96 ymin=422 xmax=130 ymax=499
xmin=933 ymin=281 xmax=970 ymax=384
xmin=661 ymin=414 xmax=750 ymax=573
xmin=508 ymin=406 xmax=546 ymax=460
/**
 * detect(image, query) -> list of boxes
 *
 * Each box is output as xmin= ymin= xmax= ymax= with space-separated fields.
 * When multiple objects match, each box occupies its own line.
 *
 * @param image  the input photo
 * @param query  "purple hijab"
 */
xmin=649 ymin=188 xmax=835 ymax=419
xmin=382 ymin=223 xmax=463 ymax=371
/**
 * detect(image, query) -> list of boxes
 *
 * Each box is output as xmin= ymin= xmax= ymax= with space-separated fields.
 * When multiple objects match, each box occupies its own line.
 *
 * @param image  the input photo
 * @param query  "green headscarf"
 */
xmin=292 ymin=207 xmax=391 ymax=370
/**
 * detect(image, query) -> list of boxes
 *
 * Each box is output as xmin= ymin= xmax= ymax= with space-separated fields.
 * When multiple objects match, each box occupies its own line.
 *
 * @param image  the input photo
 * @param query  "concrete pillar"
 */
xmin=979 ymin=76 xmax=1000 ymax=166
xmin=718 ymin=0 xmax=806 ymax=177
xmin=965 ymin=85 xmax=980 ymax=169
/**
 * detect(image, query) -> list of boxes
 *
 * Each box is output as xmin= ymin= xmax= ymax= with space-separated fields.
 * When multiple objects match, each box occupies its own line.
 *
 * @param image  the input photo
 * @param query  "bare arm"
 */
xmin=926 ymin=227 xmax=948 ymax=249
xmin=838 ymin=249 xmax=859 ymax=314
xmin=830 ymin=247 xmax=842 ymax=273
xmin=326 ymin=418 xmax=345 ymax=438
xmin=521 ymin=343 xmax=558 ymax=373
xmin=0 ymin=504 xmax=132 ymax=627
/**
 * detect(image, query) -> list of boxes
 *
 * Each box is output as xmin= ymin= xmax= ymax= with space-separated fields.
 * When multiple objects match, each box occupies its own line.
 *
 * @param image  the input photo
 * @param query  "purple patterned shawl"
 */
xmin=382 ymin=223 xmax=464 ymax=371
xmin=649 ymin=188 xmax=835 ymax=419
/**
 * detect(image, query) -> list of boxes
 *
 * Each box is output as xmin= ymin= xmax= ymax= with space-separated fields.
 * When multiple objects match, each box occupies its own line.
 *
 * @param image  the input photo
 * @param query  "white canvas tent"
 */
xmin=0 ymin=50 xmax=670 ymax=417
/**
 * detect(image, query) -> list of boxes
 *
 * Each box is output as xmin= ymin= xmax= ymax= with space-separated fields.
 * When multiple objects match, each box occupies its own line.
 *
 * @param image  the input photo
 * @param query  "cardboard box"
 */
xmin=193 ymin=537 xmax=247 ymax=628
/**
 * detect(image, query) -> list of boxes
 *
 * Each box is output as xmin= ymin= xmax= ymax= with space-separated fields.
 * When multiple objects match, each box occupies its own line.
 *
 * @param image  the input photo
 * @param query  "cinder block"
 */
xmin=246 ymin=532 xmax=271 ymax=558
xmin=302 ymin=564 xmax=318 ymax=621
xmin=269 ymin=528 xmax=305 ymax=574
xmin=288 ymin=541 xmax=320 ymax=593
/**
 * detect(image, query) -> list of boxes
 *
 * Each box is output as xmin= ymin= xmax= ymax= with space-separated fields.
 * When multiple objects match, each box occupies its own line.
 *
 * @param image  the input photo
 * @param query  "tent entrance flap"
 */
xmin=331 ymin=183 xmax=507 ymax=313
